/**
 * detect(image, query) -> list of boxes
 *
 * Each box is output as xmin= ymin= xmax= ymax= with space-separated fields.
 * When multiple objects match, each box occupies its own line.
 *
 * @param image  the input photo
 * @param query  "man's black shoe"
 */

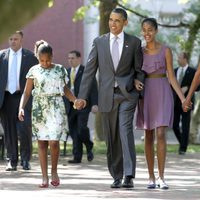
xmin=110 ymin=179 xmax=122 ymax=188
xmin=179 ymin=151 xmax=186 ymax=155
xmin=68 ymin=159 xmax=81 ymax=164
xmin=22 ymin=161 xmax=31 ymax=170
xmin=5 ymin=161 xmax=17 ymax=171
xmin=122 ymin=176 xmax=134 ymax=188
xmin=87 ymin=151 xmax=94 ymax=162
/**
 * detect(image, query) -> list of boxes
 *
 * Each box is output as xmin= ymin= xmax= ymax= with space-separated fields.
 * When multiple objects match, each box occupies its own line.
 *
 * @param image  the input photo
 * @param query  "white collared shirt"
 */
xmin=177 ymin=64 xmax=188 ymax=80
xmin=6 ymin=48 xmax=22 ymax=91
xmin=110 ymin=31 xmax=124 ymax=60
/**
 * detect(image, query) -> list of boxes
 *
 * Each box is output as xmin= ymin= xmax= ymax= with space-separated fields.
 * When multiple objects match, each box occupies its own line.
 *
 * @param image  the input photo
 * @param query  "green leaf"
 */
xmin=48 ymin=0 xmax=54 ymax=8
xmin=73 ymin=6 xmax=90 ymax=22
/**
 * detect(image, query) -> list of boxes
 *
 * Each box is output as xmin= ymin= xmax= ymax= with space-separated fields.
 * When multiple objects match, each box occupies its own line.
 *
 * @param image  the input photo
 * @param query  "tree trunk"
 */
xmin=99 ymin=0 xmax=117 ymax=35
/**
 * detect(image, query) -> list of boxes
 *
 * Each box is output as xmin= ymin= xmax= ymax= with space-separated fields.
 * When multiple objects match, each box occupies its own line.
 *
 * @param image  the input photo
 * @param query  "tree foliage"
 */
xmin=117 ymin=0 xmax=200 ymax=62
xmin=74 ymin=0 xmax=200 ymax=63
xmin=0 ymin=0 xmax=52 ymax=44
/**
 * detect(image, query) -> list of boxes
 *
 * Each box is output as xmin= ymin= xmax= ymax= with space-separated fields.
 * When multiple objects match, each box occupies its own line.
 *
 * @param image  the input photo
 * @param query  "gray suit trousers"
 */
xmin=101 ymin=89 xmax=138 ymax=180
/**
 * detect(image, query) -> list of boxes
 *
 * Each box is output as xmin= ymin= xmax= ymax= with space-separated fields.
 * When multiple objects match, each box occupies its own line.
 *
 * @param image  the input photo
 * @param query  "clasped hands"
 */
xmin=134 ymin=79 xmax=192 ymax=113
xmin=73 ymin=99 xmax=87 ymax=110
xmin=182 ymin=98 xmax=192 ymax=112
xmin=134 ymin=79 xmax=144 ymax=91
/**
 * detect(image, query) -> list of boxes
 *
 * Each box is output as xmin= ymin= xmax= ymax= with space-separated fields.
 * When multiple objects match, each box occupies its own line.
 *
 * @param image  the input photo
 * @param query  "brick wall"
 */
xmin=0 ymin=0 xmax=83 ymax=66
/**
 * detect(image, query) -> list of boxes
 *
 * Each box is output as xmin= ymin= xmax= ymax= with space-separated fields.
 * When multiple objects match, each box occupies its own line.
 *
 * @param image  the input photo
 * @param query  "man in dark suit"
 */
xmin=0 ymin=31 xmax=38 ymax=170
xmin=76 ymin=8 xmax=144 ymax=188
xmin=65 ymin=50 xmax=98 ymax=164
xmin=173 ymin=52 xmax=198 ymax=155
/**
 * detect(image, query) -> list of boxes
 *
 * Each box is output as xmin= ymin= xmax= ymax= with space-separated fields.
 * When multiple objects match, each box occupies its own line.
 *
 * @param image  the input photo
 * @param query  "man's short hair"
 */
xmin=182 ymin=52 xmax=189 ymax=61
xmin=69 ymin=50 xmax=81 ymax=58
xmin=15 ymin=30 xmax=23 ymax=38
xmin=111 ymin=8 xmax=128 ymax=20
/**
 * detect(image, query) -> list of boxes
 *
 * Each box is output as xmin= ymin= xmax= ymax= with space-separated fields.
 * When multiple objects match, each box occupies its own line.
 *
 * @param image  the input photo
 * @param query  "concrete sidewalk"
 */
xmin=0 ymin=153 xmax=199 ymax=200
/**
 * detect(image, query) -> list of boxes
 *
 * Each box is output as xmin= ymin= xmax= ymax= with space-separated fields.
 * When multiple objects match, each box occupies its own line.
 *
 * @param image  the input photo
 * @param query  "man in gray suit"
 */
xmin=0 ymin=31 xmax=38 ymax=171
xmin=76 ymin=8 xmax=145 ymax=188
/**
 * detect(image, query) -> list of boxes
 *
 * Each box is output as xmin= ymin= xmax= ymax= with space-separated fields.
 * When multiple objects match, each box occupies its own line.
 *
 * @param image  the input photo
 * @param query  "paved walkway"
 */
xmin=0 ymin=152 xmax=199 ymax=200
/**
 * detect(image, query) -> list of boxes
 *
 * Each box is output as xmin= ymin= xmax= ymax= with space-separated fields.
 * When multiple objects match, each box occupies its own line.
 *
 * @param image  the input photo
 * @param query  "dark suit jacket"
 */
xmin=65 ymin=65 xmax=98 ymax=114
xmin=174 ymin=66 xmax=199 ymax=109
xmin=78 ymin=32 xmax=145 ymax=112
xmin=0 ymin=48 xmax=38 ymax=109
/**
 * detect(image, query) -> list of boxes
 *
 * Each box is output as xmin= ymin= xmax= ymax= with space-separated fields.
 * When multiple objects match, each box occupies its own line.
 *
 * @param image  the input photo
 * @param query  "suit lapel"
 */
xmin=69 ymin=65 xmax=83 ymax=89
xmin=75 ymin=65 xmax=84 ymax=82
xmin=175 ymin=68 xmax=178 ymax=77
xmin=104 ymin=33 xmax=115 ymax=71
xmin=20 ymin=49 xmax=26 ymax=78
xmin=104 ymin=32 xmax=129 ymax=71
xmin=4 ymin=50 xmax=9 ymax=77
xmin=182 ymin=67 xmax=190 ymax=84
xmin=116 ymin=33 xmax=129 ymax=71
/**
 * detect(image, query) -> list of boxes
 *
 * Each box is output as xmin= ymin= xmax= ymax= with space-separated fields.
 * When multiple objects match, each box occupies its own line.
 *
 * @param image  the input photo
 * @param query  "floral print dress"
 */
xmin=26 ymin=64 xmax=68 ymax=141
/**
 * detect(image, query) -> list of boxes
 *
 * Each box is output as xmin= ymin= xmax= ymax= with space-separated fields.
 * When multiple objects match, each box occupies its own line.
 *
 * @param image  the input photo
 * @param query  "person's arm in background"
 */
xmin=31 ymin=53 xmax=39 ymax=66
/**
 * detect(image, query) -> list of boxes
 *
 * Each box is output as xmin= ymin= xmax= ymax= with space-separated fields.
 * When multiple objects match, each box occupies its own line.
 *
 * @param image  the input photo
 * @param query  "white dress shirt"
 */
xmin=6 ymin=48 xmax=22 ymax=92
xmin=110 ymin=32 xmax=124 ymax=87
xmin=177 ymin=64 xmax=188 ymax=80
xmin=110 ymin=31 xmax=124 ymax=61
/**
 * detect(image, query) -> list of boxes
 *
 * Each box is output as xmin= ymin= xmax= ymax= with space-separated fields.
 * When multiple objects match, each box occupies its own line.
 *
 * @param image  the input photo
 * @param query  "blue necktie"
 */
xmin=9 ymin=52 xmax=18 ymax=94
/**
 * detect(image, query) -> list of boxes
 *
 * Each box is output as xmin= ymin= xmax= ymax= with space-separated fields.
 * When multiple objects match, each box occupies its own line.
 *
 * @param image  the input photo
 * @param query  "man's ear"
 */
xmin=124 ymin=20 xmax=128 ymax=26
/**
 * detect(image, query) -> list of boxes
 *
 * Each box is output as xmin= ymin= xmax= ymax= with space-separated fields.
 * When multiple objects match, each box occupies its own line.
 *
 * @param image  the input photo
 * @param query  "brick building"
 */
xmin=0 ymin=0 xmax=84 ymax=66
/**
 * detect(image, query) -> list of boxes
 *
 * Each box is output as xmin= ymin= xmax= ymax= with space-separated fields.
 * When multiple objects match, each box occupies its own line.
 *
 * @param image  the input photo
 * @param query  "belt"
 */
xmin=34 ymin=93 xmax=62 ymax=97
xmin=146 ymin=73 xmax=166 ymax=78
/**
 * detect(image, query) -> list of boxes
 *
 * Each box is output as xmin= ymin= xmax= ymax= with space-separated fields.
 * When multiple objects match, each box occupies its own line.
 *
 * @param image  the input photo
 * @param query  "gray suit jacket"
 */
xmin=78 ymin=32 xmax=145 ymax=112
xmin=0 ymin=48 xmax=38 ymax=109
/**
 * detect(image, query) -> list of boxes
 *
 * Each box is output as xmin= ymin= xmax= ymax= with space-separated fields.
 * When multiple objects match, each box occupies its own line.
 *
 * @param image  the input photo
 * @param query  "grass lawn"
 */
xmin=32 ymin=140 xmax=200 ymax=155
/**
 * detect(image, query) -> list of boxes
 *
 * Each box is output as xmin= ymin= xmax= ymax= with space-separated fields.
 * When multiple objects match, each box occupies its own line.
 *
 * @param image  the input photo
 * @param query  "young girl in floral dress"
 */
xmin=18 ymin=40 xmax=77 ymax=188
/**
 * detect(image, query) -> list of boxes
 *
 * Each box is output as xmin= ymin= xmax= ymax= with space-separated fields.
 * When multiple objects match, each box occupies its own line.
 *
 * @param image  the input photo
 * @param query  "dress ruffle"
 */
xmin=142 ymin=46 xmax=166 ymax=74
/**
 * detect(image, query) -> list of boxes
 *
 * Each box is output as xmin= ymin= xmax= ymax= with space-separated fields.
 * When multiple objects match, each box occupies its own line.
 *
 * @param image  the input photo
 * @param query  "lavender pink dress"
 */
xmin=136 ymin=45 xmax=174 ymax=130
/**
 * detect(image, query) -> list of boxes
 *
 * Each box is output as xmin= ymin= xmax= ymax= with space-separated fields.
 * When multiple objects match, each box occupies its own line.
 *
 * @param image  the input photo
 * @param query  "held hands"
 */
xmin=134 ymin=79 xmax=144 ymax=91
xmin=18 ymin=108 xmax=25 ymax=121
xmin=73 ymin=99 xmax=87 ymax=110
xmin=182 ymin=98 xmax=192 ymax=112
